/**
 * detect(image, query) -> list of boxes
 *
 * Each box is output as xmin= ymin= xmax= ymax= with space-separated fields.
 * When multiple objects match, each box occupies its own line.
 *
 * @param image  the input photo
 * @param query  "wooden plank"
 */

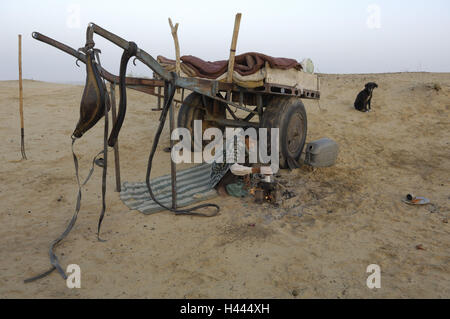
xmin=265 ymin=63 xmax=319 ymax=91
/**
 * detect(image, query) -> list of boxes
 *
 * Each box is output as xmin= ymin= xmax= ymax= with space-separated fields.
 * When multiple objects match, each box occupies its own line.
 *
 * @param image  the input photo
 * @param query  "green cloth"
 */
xmin=226 ymin=182 xmax=248 ymax=198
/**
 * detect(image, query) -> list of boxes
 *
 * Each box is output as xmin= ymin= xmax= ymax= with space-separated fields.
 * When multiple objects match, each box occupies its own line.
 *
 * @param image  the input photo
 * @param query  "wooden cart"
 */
xmin=32 ymin=22 xmax=320 ymax=169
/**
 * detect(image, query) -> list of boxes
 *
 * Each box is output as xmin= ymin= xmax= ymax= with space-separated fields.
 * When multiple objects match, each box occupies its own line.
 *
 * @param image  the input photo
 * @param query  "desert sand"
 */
xmin=0 ymin=72 xmax=449 ymax=298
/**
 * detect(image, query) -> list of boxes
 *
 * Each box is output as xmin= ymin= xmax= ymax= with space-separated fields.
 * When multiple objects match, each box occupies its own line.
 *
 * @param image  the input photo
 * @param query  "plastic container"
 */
xmin=304 ymin=138 xmax=338 ymax=167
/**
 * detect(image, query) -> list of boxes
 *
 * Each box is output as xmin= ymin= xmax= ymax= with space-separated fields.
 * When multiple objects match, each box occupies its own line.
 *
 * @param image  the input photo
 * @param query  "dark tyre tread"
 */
xmin=261 ymin=97 xmax=307 ymax=169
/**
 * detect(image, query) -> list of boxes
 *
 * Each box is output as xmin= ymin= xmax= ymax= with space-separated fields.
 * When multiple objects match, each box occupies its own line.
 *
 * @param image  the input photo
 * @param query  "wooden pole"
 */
xmin=168 ymin=18 xmax=181 ymax=95
xmin=168 ymin=18 xmax=179 ymax=209
xmin=157 ymin=85 xmax=162 ymax=109
xmin=109 ymin=82 xmax=121 ymax=192
xmin=166 ymin=82 xmax=177 ymax=209
xmin=226 ymin=13 xmax=242 ymax=83
xmin=168 ymin=18 xmax=181 ymax=77
xmin=18 ymin=34 xmax=27 ymax=160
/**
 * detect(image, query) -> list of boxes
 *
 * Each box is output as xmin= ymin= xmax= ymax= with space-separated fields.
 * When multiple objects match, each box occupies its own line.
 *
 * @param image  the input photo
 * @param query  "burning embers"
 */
xmin=247 ymin=173 xmax=297 ymax=206
xmin=253 ymin=175 xmax=281 ymax=204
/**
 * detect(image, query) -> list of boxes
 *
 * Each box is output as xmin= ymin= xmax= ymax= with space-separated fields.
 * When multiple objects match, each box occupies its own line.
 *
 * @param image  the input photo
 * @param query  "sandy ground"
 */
xmin=0 ymin=72 xmax=449 ymax=298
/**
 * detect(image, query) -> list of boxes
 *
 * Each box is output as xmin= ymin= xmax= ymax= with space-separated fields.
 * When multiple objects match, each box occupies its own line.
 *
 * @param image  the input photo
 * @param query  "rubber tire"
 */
xmin=177 ymin=92 xmax=226 ymax=151
xmin=260 ymin=97 xmax=307 ymax=169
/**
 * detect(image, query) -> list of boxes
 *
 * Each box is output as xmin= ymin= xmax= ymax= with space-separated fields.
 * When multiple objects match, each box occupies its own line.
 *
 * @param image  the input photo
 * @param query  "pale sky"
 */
xmin=1 ymin=0 xmax=449 ymax=82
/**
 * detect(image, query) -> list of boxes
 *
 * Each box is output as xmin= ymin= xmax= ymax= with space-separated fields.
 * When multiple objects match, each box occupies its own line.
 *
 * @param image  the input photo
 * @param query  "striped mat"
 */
xmin=120 ymin=163 xmax=218 ymax=214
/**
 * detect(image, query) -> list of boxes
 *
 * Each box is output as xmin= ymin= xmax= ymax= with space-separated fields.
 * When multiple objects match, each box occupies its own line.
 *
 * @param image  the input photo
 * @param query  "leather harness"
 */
xmin=25 ymin=40 xmax=219 ymax=283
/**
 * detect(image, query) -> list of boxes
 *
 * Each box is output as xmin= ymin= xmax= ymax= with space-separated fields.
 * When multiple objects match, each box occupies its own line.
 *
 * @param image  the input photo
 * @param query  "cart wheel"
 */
xmin=261 ymin=97 xmax=307 ymax=169
xmin=177 ymin=92 xmax=226 ymax=150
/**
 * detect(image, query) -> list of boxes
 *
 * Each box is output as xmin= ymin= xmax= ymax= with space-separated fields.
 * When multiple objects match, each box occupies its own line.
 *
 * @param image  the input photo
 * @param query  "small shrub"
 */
xmin=432 ymin=83 xmax=442 ymax=92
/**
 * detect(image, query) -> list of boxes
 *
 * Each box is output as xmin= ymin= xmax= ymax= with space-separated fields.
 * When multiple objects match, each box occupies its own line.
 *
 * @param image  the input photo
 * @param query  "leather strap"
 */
xmin=24 ymin=139 xmax=103 ymax=282
xmin=107 ymin=42 xmax=138 ymax=147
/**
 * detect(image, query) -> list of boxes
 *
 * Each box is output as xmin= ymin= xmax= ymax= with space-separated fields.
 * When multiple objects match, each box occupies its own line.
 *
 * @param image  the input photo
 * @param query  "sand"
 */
xmin=0 ymin=72 xmax=449 ymax=298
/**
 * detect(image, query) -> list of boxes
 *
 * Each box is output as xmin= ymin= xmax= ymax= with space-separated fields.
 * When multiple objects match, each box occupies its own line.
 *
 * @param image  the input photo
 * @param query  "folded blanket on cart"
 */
xmin=157 ymin=54 xmax=317 ymax=90
xmin=158 ymin=55 xmax=265 ymax=88
xmin=158 ymin=52 xmax=302 ymax=78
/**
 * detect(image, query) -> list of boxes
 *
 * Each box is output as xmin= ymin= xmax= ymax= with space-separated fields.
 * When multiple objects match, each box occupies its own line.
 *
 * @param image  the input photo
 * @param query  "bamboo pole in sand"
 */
xmin=18 ymin=34 xmax=27 ymax=160
xmin=226 ymin=13 xmax=242 ymax=83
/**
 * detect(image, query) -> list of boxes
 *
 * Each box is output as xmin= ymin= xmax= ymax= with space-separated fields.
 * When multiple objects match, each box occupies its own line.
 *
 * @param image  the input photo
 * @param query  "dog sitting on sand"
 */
xmin=354 ymin=82 xmax=378 ymax=112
